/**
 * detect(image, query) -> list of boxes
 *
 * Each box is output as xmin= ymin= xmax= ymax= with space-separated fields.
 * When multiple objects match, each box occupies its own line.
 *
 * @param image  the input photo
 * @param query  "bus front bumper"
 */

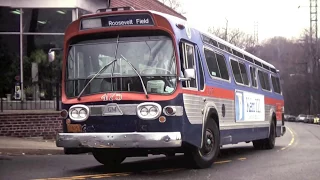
xmin=56 ymin=132 xmax=182 ymax=148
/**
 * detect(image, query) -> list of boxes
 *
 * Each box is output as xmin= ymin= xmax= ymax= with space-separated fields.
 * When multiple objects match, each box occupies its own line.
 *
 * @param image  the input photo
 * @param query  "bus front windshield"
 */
xmin=66 ymin=35 xmax=177 ymax=98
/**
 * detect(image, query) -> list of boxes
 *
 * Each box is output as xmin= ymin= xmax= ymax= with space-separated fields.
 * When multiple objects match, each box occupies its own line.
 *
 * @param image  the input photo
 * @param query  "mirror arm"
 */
xmin=179 ymin=77 xmax=191 ymax=81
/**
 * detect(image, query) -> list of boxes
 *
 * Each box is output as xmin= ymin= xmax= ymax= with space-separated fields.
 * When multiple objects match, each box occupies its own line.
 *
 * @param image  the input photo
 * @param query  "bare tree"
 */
xmin=158 ymin=0 xmax=186 ymax=15
xmin=208 ymin=27 xmax=255 ymax=50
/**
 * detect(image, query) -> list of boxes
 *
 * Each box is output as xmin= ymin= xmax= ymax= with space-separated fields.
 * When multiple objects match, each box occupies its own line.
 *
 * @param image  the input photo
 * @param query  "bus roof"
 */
xmin=80 ymin=8 xmax=276 ymax=70
xmin=148 ymin=10 xmax=276 ymax=70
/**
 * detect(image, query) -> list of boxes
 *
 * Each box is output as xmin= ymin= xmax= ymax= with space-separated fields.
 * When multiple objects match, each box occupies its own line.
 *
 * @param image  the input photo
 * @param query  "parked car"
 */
xmin=305 ymin=115 xmax=315 ymax=123
xmin=314 ymin=114 xmax=320 ymax=124
xmin=296 ymin=114 xmax=307 ymax=122
xmin=287 ymin=115 xmax=296 ymax=122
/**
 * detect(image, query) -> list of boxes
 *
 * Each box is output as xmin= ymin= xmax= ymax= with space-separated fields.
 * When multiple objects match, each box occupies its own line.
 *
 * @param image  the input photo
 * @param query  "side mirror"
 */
xmin=48 ymin=48 xmax=62 ymax=62
xmin=184 ymin=68 xmax=195 ymax=79
xmin=179 ymin=68 xmax=195 ymax=81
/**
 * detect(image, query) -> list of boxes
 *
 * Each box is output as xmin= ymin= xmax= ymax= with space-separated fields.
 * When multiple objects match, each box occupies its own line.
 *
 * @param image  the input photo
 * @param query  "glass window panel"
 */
xmin=216 ymin=53 xmax=229 ymax=80
xmin=239 ymin=62 xmax=249 ymax=85
xmin=0 ymin=35 xmax=20 ymax=96
xmin=230 ymin=60 xmax=243 ymax=84
xmin=0 ymin=7 xmax=20 ymax=32
xmin=204 ymin=49 xmax=220 ymax=78
xmin=23 ymin=8 xmax=72 ymax=33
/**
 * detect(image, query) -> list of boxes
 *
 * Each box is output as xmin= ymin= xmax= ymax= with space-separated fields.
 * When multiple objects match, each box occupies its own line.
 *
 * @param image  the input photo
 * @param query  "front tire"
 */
xmin=253 ymin=120 xmax=276 ymax=150
xmin=185 ymin=119 xmax=220 ymax=169
xmin=92 ymin=149 xmax=126 ymax=167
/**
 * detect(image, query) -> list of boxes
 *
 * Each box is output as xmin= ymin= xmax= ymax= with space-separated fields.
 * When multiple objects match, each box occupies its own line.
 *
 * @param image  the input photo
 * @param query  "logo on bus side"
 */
xmin=101 ymin=93 xmax=122 ymax=101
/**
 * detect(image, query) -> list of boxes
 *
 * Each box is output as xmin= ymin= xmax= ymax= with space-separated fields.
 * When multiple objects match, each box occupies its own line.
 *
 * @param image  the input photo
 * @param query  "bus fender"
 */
xmin=201 ymin=102 xmax=219 ymax=147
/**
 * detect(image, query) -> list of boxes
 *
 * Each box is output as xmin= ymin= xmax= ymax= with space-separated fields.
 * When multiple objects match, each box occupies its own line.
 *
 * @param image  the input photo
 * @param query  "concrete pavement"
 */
xmin=0 ymin=136 xmax=63 ymax=155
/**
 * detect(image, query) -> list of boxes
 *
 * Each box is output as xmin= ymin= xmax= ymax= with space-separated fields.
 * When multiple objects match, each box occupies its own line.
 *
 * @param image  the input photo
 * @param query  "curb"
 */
xmin=0 ymin=148 xmax=64 ymax=156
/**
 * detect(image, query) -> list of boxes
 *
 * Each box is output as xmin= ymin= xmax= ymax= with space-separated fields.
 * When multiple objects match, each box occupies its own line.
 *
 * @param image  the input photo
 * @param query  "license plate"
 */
xmin=103 ymin=103 xmax=123 ymax=116
xmin=67 ymin=124 xmax=82 ymax=133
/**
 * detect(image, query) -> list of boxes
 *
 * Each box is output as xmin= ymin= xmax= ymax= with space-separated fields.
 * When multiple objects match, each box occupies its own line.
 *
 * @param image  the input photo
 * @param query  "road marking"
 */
xmin=214 ymin=160 xmax=232 ymax=164
xmin=32 ymin=158 xmax=245 ymax=179
xmin=280 ymin=127 xmax=295 ymax=151
xmin=237 ymin=157 xmax=246 ymax=161
xmin=32 ymin=173 xmax=131 ymax=180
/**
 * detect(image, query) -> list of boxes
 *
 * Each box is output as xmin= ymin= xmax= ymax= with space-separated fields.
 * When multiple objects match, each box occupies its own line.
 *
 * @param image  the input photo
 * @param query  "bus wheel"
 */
xmin=253 ymin=120 xmax=276 ymax=150
xmin=186 ymin=119 xmax=220 ymax=169
xmin=92 ymin=149 xmax=126 ymax=167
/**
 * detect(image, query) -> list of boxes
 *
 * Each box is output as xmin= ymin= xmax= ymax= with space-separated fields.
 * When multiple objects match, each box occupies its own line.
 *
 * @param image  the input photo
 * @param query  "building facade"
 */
xmin=0 ymin=0 xmax=185 ymax=111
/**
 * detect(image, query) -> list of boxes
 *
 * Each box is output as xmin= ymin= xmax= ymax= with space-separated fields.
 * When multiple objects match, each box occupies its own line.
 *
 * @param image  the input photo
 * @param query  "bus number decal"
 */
xmin=235 ymin=90 xmax=265 ymax=122
xmin=101 ymin=93 xmax=122 ymax=101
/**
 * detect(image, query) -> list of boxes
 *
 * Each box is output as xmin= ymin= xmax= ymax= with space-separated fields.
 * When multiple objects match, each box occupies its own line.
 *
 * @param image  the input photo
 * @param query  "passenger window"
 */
xmin=250 ymin=66 xmax=257 ymax=87
xmin=230 ymin=60 xmax=243 ymax=84
xmin=216 ymin=53 xmax=229 ymax=80
xmin=204 ymin=49 xmax=221 ymax=77
xmin=271 ymin=75 xmax=281 ymax=93
xmin=258 ymin=70 xmax=271 ymax=91
xmin=238 ymin=62 xmax=249 ymax=85
xmin=204 ymin=48 xmax=229 ymax=80
xmin=197 ymin=48 xmax=205 ymax=90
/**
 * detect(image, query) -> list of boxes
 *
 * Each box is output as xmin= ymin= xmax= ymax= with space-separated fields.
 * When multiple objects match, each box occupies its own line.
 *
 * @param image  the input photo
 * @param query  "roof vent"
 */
xmin=96 ymin=6 xmax=135 ymax=13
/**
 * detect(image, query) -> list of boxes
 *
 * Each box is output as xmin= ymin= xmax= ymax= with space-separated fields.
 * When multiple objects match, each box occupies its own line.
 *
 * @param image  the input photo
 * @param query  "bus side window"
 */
xmin=250 ymin=66 xmax=257 ymax=88
xmin=196 ymin=47 xmax=205 ymax=90
xmin=180 ymin=42 xmax=197 ymax=89
xmin=271 ymin=75 xmax=281 ymax=93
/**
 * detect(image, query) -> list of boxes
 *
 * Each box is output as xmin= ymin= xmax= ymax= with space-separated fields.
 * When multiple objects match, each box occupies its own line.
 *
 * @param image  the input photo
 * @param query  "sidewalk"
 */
xmin=0 ymin=136 xmax=64 ymax=156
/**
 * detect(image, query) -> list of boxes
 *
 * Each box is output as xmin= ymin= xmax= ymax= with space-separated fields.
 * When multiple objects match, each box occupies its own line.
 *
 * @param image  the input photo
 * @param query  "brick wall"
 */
xmin=0 ymin=112 xmax=62 ymax=139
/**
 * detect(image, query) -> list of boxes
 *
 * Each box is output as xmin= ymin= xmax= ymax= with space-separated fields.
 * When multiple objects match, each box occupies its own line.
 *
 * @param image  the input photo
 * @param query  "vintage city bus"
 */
xmin=50 ymin=7 xmax=286 ymax=169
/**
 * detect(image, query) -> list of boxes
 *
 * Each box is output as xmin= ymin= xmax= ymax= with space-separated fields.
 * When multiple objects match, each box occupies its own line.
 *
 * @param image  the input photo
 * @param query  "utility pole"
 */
xmin=225 ymin=18 xmax=228 ymax=41
xmin=254 ymin=21 xmax=259 ymax=44
xmin=309 ymin=0 xmax=318 ymax=114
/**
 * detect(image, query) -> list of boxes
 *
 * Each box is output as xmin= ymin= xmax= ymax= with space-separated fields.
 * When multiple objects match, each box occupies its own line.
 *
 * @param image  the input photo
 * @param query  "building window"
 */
xmin=23 ymin=8 xmax=72 ymax=33
xmin=0 ymin=7 xmax=20 ymax=32
xmin=0 ymin=35 xmax=20 ymax=96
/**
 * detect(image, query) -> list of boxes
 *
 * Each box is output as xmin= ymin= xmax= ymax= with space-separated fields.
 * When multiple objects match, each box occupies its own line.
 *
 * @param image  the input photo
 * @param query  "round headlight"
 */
xmin=140 ymin=107 xmax=149 ymax=116
xmin=70 ymin=109 xmax=79 ymax=118
xmin=149 ymin=106 xmax=158 ymax=116
xmin=79 ymin=109 xmax=87 ymax=118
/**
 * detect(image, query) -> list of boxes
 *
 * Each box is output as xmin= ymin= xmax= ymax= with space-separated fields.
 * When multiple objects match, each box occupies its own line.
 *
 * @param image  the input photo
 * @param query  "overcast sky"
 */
xmin=182 ymin=0 xmax=311 ymax=42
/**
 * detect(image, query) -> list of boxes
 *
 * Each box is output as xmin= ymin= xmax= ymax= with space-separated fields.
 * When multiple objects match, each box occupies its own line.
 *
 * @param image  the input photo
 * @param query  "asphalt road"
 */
xmin=1 ymin=122 xmax=320 ymax=180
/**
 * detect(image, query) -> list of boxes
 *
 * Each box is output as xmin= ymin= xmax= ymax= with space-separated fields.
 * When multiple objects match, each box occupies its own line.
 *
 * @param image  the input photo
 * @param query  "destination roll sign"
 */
xmin=81 ymin=14 xmax=154 ymax=30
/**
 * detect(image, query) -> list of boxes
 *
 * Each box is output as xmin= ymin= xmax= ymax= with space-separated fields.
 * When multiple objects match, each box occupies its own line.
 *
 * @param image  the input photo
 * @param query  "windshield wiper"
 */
xmin=120 ymin=54 xmax=149 ymax=99
xmin=77 ymin=59 xmax=117 ymax=100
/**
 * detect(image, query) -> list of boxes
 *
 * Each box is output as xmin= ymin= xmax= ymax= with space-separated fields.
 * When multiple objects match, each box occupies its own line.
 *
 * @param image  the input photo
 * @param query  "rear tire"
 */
xmin=253 ymin=120 xmax=276 ymax=150
xmin=92 ymin=149 xmax=126 ymax=167
xmin=184 ymin=118 xmax=220 ymax=169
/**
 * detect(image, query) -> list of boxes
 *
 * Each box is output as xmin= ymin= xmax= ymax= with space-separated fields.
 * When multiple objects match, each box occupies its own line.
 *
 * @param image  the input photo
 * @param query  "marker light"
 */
xmin=137 ymin=102 xmax=162 ymax=120
xmin=163 ymin=106 xmax=177 ymax=116
xmin=176 ymin=23 xmax=185 ymax=29
xmin=68 ymin=105 xmax=90 ymax=122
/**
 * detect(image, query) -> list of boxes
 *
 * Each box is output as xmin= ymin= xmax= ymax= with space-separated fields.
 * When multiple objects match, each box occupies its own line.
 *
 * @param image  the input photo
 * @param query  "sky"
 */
xmin=181 ymin=0 xmax=311 ymax=42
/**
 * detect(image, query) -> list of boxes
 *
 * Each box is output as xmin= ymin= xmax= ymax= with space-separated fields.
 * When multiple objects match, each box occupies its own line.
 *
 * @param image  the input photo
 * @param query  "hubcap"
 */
xmin=202 ymin=129 xmax=214 ymax=155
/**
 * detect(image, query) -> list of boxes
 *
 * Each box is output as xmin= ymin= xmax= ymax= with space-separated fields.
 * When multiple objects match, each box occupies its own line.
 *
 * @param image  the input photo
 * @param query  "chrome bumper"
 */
xmin=56 ymin=132 xmax=182 ymax=148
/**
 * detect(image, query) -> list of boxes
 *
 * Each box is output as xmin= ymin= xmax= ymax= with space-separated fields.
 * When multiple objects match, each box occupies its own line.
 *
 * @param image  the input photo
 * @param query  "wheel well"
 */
xmin=210 ymin=112 xmax=220 ymax=129
xmin=272 ymin=113 xmax=276 ymax=125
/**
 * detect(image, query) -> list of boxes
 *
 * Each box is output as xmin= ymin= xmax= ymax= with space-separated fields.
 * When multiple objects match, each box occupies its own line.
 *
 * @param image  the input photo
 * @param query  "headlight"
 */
xmin=137 ymin=102 xmax=162 ymax=120
xmin=68 ymin=105 xmax=90 ymax=122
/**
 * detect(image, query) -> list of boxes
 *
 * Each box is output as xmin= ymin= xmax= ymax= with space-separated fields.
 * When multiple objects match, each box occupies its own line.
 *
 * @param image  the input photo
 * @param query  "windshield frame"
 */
xmin=64 ymin=34 xmax=179 ymax=98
